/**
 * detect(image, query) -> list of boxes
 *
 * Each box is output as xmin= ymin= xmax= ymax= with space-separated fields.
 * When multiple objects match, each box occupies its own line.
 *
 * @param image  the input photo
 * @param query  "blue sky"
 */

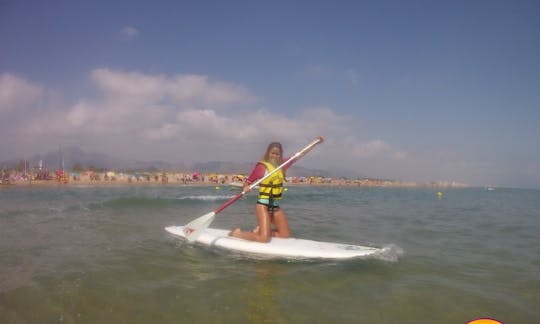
xmin=1 ymin=0 xmax=539 ymax=188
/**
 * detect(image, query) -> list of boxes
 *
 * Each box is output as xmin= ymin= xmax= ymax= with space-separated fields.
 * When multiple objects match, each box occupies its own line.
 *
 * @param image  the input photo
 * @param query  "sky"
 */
xmin=1 ymin=0 xmax=539 ymax=188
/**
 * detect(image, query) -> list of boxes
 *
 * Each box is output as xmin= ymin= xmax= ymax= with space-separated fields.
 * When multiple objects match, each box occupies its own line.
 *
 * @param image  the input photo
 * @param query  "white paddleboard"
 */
xmin=165 ymin=226 xmax=382 ymax=260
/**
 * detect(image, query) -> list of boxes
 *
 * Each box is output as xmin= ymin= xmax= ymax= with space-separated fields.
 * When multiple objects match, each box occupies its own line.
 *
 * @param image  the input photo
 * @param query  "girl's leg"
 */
xmin=270 ymin=208 xmax=290 ymax=238
xmin=230 ymin=204 xmax=272 ymax=242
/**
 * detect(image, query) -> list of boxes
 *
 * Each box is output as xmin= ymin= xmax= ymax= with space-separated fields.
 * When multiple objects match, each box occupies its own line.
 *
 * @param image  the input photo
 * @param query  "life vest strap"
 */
xmin=259 ymin=182 xmax=283 ymax=188
xmin=258 ymin=192 xmax=282 ymax=199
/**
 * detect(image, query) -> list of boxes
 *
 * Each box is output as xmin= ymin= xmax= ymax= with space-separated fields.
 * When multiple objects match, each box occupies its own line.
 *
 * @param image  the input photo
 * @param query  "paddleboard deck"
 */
xmin=165 ymin=225 xmax=382 ymax=260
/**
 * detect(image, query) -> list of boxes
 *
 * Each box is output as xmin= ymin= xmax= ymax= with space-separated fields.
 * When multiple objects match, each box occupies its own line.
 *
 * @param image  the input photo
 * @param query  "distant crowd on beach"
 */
xmin=1 ymin=169 xmax=240 ymax=186
xmin=0 ymin=168 xmax=468 ymax=188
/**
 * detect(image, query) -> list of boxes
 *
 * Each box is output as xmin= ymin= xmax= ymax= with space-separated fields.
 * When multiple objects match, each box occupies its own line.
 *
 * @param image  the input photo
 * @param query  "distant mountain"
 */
xmin=192 ymin=161 xmax=253 ymax=174
xmin=191 ymin=161 xmax=333 ymax=177
xmin=1 ymin=147 xmax=341 ymax=177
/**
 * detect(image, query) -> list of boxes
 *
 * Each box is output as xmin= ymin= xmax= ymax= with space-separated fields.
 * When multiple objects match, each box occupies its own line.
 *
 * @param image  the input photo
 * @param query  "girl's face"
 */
xmin=268 ymin=147 xmax=281 ymax=164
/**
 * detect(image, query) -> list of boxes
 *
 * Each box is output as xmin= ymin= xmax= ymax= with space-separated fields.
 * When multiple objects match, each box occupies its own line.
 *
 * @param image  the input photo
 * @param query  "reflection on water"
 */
xmin=247 ymin=263 xmax=284 ymax=323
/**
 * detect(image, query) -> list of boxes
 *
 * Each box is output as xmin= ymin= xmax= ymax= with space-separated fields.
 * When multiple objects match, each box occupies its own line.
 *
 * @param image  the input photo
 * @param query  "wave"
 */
xmin=371 ymin=244 xmax=404 ymax=262
xmin=175 ymin=195 xmax=234 ymax=201
xmin=95 ymin=195 xmax=235 ymax=210
xmin=100 ymin=196 xmax=188 ymax=209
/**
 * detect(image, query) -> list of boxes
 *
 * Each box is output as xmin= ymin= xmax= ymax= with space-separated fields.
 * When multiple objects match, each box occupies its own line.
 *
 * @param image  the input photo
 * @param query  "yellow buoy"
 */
xmin=215 ymin=186 xmax=220 ymax=190
xmin=284 ymin=188 xmax=288 ymax=192
xmin=437 ymin=192 xmax=443 ymax=198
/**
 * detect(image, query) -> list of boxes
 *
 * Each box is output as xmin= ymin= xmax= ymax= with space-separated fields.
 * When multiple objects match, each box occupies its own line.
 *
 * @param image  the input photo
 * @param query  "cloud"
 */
xmin=351 ymin=139 xmax=407 ymax=160
xmin=2 ymin=69 xmax=412 ymax=175
xmin=120 ymin=26 xmax=139 ymax=40
xmin=90 ymin=68 xmax=255 ymax=107
xmin=0 ymin=73 xmax=43 ymax=114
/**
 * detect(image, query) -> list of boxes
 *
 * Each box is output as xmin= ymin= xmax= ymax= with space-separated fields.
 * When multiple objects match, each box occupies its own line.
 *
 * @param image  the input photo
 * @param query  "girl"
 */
xmin=230 ymin=137 xmax=323 ymax=242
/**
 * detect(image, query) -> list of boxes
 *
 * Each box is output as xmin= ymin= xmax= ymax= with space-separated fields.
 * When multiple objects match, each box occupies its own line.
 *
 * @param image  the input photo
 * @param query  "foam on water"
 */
xmin=176 ymin=195 xmax=234 ymax=201
xmin=372 ymin=244 xmax=404 ymax=262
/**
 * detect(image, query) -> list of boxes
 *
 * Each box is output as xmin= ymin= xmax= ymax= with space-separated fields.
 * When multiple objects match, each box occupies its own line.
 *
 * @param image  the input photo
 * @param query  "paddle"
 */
xmin=183 ymin=136 xmax=324 ymax=242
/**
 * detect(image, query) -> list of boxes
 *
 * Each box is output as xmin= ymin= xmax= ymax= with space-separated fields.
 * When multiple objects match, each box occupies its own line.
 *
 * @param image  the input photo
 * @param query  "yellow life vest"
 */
xmin=258 ymin=161 xmax=284 ymax=201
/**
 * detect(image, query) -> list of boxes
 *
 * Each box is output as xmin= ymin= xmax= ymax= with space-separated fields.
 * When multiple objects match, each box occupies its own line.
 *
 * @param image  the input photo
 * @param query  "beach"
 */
xmin=2 ymin=170 xmax=468 ymax=189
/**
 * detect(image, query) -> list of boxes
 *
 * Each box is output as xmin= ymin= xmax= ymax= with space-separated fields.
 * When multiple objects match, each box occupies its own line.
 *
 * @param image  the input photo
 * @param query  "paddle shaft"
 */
xmin=213 ymin=138 xmax=322 ymax=215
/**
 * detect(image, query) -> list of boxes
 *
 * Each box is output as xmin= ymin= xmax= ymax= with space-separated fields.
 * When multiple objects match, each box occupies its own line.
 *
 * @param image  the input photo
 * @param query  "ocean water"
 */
xmin=0 ymin=185 xmax=539 ymax=323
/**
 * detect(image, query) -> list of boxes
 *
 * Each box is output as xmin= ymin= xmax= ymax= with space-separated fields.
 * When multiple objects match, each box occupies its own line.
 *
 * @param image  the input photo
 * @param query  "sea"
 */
xmin=0 ymin=185 xmax=539 ymax=323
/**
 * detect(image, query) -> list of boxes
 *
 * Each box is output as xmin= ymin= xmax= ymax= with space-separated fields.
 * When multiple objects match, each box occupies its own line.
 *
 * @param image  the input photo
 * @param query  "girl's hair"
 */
xmin=262 ymin=142 xmax=283 ymax=164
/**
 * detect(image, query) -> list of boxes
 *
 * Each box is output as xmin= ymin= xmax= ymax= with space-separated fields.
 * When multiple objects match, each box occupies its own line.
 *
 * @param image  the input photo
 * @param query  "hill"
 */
xmin=1 ymin=147 xmax=344 ymax=177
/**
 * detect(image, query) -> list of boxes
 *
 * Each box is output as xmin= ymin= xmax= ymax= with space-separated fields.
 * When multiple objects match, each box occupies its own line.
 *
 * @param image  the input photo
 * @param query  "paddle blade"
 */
xmin=183 ymin=211 xmax=216 ymax=242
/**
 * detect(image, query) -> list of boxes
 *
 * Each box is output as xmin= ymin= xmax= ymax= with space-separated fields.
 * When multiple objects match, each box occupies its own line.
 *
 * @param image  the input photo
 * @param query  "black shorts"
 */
xmin=256 ymin=199 xmax=280 ymax=211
